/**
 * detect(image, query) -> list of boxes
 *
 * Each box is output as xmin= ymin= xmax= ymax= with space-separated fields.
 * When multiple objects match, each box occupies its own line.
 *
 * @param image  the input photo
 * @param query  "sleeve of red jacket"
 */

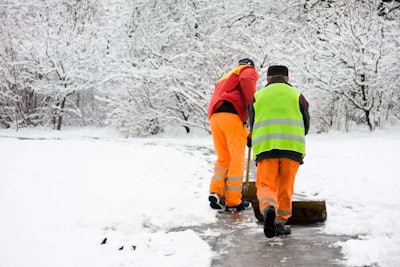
xmin=238 ymin=67 xmax=259 ymax=106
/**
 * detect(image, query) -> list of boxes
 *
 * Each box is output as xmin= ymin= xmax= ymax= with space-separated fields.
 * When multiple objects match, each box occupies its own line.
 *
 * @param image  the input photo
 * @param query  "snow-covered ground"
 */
xmin=0 ymin=126 xmax=399 ymax=267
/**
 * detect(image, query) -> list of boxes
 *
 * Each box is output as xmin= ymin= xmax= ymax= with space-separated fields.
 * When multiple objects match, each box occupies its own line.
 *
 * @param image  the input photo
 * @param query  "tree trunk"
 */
xmin=56 ymin=96 xmax=67 ymax=130
xmin=365 ymin=109 xmax=374 ymax=131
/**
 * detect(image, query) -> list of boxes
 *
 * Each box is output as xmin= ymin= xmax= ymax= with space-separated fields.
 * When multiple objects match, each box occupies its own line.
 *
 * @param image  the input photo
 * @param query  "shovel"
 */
xmin=242 ymin=147 xmax=327 ymax=225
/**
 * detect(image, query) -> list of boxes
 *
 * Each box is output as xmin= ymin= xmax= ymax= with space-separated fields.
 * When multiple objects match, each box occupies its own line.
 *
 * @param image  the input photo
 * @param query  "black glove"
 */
xmin=247 ymin=136 xmax=252 ymax=148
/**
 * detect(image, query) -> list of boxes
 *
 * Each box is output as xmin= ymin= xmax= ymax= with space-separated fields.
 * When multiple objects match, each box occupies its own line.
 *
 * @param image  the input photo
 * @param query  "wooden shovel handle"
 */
xmin=245 ymin=146 xmax=251 ymax=184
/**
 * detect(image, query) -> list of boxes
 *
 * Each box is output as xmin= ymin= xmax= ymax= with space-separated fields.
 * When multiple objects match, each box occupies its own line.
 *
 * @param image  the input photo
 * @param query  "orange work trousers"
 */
xmin=256 ymin=158 xmax=300 ymax=223
xmin=209 ymin=113 xmax=248 ymax=207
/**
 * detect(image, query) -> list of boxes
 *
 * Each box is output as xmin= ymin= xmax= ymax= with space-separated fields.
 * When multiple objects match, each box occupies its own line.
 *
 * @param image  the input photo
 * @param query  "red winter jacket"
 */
xmin=208 ymin=65 xmax=259 ymax=123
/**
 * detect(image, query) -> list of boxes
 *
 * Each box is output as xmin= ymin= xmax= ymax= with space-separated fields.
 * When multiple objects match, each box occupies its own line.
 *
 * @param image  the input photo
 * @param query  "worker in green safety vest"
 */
xmin=248 ymin=65 xmax=310 ymax=238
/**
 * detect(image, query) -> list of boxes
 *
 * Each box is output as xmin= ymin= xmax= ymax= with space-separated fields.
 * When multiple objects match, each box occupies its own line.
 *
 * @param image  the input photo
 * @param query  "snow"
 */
xmin=0 ymin=126 xmax=399 ymax=267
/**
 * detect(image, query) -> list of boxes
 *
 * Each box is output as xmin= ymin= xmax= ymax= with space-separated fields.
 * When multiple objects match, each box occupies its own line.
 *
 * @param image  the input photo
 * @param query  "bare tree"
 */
xmin=1 ymin=0 xmax=399 ymax=134
xmin=299 ymin=0 xmax=400 ymax=131
xmin=0 ymin=0 xmax=101 ymax=130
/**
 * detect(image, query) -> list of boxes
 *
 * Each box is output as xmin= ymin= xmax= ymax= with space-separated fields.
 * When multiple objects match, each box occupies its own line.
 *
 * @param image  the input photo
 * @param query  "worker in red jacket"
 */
xmin=207 ymin=58 xmax=259 ymax=211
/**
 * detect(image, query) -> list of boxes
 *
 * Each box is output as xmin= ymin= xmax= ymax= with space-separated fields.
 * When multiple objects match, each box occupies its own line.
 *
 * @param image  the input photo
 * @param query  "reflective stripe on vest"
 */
xmin=252 ymin=83 xmax=305 ymax=158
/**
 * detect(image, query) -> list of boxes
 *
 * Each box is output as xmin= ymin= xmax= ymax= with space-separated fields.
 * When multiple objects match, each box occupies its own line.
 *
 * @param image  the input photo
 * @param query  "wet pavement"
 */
xmin=180 ymin=209 xmax=349 ymax=267
xmin=176 ymin=146 xmax=348 ymax=266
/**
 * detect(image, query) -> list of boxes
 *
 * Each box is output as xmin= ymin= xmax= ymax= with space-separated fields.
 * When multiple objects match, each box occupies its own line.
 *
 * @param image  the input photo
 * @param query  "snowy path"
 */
xmin=1 ymin=127 xmax=400 ymax=267
xmin=175 ymin=209 xmax=349 ymax=267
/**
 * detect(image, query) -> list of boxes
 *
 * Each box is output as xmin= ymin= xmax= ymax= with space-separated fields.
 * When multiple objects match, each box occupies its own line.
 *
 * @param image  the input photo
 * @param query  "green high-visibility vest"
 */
xmin=252 ymin=83 xmax=305 ymax=159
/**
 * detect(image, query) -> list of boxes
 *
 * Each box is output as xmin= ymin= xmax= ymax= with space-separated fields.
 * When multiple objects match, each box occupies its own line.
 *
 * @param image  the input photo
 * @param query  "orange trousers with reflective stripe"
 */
xmin=209 ymin=113 xmax=248 ymax=207
xmin=256 ymin=158 xmax=300 ymax=223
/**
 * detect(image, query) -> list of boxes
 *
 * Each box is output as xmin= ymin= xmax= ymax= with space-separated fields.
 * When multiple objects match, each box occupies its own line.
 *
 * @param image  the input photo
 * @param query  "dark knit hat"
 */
xmin=238 ymin=58 xmax=255 ymax=67
xmin=267 ymin=65 xmax=289 ymax=76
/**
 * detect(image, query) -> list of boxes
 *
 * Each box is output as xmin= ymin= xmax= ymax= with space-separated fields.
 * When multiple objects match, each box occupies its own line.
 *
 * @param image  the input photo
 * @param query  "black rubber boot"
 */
xmin=209 ymin=193 xmax=225 ymax=210
xmin=276 ymin=223 xmax=291 ymax=235
xmin=263 ymin=205 xmax=277 ymax=238
xmin=226 ymin=200 xmax=251 ymax=211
